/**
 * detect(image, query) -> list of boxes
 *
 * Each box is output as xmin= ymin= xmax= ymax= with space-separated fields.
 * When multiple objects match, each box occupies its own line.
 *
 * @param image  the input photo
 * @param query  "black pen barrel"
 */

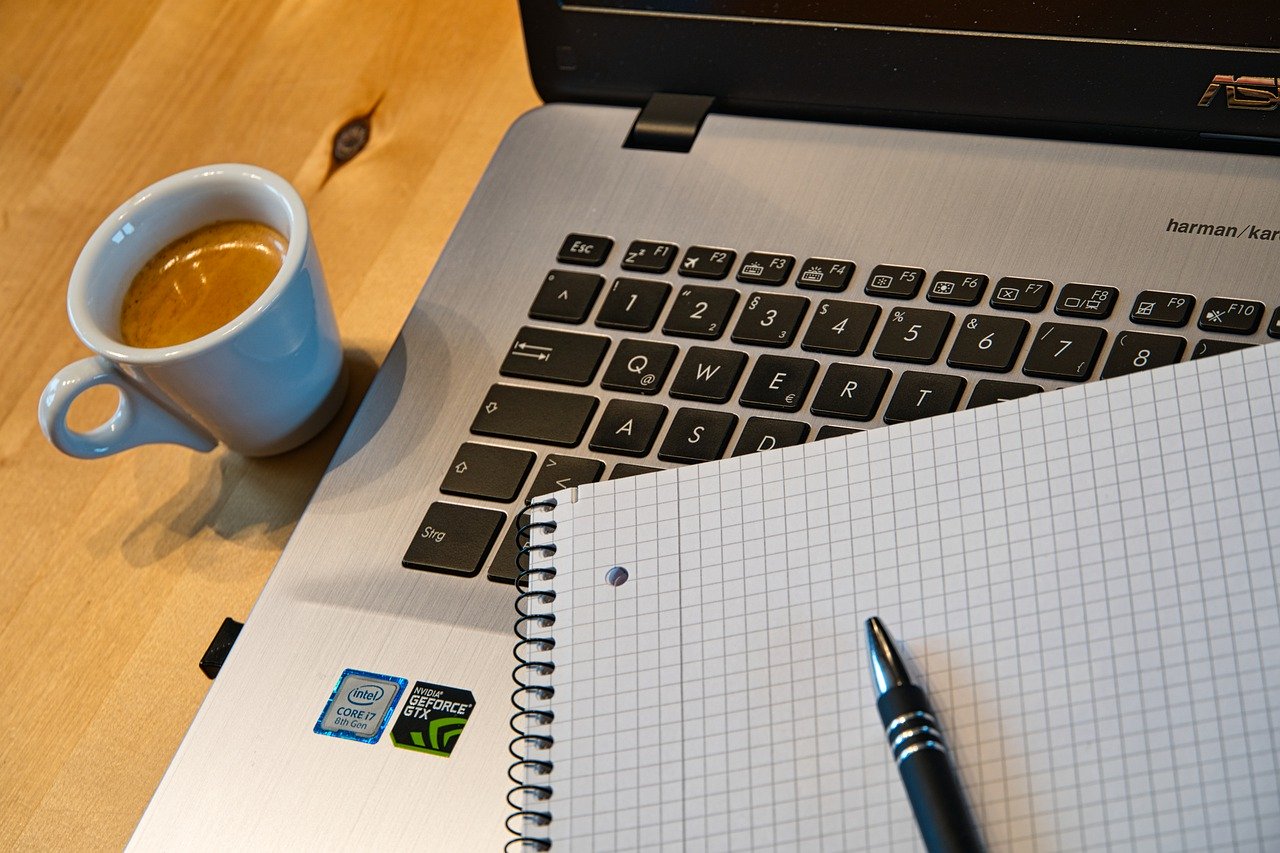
xmin=878 ymin=685 xmax=985 ymax=853
xmin=898 ymin=745 xmax=984 ymax=853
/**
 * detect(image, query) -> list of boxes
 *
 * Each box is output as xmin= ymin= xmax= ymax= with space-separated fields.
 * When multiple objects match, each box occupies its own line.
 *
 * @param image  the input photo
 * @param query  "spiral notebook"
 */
xmin=509 ymin=345 xmax=1280 ymax=852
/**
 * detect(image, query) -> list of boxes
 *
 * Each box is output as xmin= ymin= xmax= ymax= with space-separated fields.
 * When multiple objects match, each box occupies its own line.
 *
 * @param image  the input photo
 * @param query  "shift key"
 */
xmin=471 ymin=383 xmax=599 ymax=447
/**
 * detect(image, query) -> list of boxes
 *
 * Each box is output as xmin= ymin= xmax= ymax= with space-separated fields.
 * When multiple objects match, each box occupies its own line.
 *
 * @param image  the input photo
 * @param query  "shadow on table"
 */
xmin=115 ymin=347 xmax=381 ymax=571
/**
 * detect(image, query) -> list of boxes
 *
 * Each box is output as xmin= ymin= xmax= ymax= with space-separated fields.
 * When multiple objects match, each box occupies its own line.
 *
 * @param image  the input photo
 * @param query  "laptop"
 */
xmin=131 ymin=2 xmax=1279 ymax=848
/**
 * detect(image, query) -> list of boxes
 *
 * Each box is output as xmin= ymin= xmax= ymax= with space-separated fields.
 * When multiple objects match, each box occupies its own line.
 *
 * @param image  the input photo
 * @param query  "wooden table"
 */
xmin=0 ymin=2 xmax=538 ymax=847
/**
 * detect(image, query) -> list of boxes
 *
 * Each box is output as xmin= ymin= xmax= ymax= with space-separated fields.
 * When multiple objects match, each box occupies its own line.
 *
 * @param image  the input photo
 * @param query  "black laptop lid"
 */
xmin=520 ymin=1 xmax=1280 ymax=151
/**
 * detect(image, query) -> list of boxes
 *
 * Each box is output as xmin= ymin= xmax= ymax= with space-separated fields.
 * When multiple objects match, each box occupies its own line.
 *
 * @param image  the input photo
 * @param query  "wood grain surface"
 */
xmin=0 ymin=2 xmax=538 ymax=847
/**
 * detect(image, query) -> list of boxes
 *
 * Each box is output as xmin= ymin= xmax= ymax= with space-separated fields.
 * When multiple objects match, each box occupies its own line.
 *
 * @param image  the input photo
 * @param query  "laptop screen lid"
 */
xmin=521 ymin=0 xmax=1280 ymax=151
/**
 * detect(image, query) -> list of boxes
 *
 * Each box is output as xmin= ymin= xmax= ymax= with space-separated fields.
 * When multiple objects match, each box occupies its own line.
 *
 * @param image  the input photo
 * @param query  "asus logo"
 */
xmin=1198 ymin=75 xmax=1279 ymax=110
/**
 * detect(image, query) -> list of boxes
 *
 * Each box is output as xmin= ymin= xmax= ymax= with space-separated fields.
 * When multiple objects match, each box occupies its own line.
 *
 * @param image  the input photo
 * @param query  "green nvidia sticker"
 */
xmin=390 ymin=681 xmax=476 ymax=757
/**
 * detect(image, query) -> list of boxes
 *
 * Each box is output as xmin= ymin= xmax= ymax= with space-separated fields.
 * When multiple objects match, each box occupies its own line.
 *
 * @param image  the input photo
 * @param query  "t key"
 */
xmin=883 ymin=373 xmax=966 ymax=424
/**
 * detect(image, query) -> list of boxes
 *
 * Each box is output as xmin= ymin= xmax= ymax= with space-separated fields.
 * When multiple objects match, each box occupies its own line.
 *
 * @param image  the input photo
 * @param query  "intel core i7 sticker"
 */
xmin=391 ymin=681 xmax=476 ymax=757
xmin=314 ymin=669 xmax=407 ymax=744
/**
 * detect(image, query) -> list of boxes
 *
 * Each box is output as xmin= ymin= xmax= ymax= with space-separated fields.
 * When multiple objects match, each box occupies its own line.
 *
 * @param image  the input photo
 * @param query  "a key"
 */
xmin=1054 ymin=283 xmax=1118 ymax=319
xmin=1022 ymin=323 xmax=1106 ymax=381
xmin=737 ymin=252 xmax=794 ymax=285
xmin=528 ymin=270 xmax=605 ymax=324
xmin=657 ymin=408 xmax=738 ymax=463
xmin=556 ymin=233 xmax=612 ymax=266
xmin=739 ymin=355 xmax=819 ymax=412
xmin=731 ymin=417 xmax=810 ymax=456
xmin=588 ymin=400 xmax=668 ymax=456
xmin=1100 ymin=331 xmax=1186 ymax=378
xmin=990 ymin=276 xmax=1053 ymax=312
xmin=926 ymin=271 xmax=988 ymax=306
xmin=600 ymin=339 xmax=679 ymax=394
xmin=662 ymin=284 xmax=739 ymax=339
xmin=809 ymin=363 xmax=892 ymax=421
xmin=621 ymin=240 xmax=678 ymax=274
xmin=966 ymin=379 xmax=1042 ymax=409
xmin=678 ymin=245 xmax=736 ymax=279
xmin=1198 ymin=297 xmax=1264 ymax=334
xmin=864 ymin=264 xmax=926 ymax=299
xmin=1192 ymin=339 xmax=1253 ymax=360
xmin=1269 ymin=307 xmax=1280 ymax=339
xmin=731 ymin=292 xmax=810 ymax=347
xmin=795 ymin=258 xmax=855 ymax=291
xmin=800 ymin=300 xmax=880 ymax=356
xmin=500 ymin=326 xmax=610 ymax=385
xmin=403 ymin=502 xmax=505 ymax=577
xmin=669 ymin=346 xmax=748 ymax=403
xmin=439 ymin=442 xmax=536 ymax=502
xmin=470 ymin=384 xmax=598 ymax=446
xmin=873 ymin=307 xmax=954 ymax=364
xmin=595 ymin=278 xmax=672 ymax=332
xmin=1130 ymin=290 xmax=1195 ymax=327
xmin=883 ymin=373 xmax=966 ymax=424
xmin=946 ymin=314 xmax=1029 ymax=372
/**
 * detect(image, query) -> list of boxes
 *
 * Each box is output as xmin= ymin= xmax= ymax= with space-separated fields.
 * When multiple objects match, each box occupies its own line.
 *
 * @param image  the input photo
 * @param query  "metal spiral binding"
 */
xmin=507 ymin=497 xmax=559 ymax=852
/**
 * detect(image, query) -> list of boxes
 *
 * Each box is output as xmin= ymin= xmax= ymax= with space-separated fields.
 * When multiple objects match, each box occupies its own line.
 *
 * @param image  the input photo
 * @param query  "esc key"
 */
xmin=557 ymin=233 xmax=613 ymax=266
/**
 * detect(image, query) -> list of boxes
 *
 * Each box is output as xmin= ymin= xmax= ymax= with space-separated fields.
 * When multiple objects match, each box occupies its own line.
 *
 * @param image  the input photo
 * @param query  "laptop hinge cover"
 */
xmin=623 ymin=93 xmax=715 ymax=153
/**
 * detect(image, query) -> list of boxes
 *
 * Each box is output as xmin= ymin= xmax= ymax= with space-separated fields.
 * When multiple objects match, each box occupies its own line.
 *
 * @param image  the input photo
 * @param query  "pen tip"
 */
xmin=866 ymin=615 xmax=911 ymax=696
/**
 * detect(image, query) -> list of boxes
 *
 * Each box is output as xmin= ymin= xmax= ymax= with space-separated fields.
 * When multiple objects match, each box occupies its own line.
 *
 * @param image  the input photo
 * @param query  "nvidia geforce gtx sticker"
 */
xmin=391 ymin=681 xmax=476 ymax=757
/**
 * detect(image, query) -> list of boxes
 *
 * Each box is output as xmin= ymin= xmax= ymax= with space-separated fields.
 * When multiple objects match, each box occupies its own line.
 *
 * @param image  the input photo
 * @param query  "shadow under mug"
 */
xmin=38 ymin=163 xmax=346 ymax=458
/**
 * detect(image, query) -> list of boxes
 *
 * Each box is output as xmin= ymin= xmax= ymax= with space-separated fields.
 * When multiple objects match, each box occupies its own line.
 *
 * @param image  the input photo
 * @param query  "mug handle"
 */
xmin=38 ymin=355 xmax=217 ymax=458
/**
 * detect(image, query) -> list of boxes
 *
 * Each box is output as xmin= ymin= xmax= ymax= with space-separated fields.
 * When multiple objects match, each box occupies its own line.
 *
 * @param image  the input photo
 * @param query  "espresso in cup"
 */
xmin=119 ymin=220 xmax=287 ymax=348
xmin=39 ymin=164 xmax=345 ymax=459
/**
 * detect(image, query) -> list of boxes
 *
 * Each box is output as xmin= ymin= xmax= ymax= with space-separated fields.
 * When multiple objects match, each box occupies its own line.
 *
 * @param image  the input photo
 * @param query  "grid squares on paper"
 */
xmin=526 ymin=346 xmax=1280 ymax=851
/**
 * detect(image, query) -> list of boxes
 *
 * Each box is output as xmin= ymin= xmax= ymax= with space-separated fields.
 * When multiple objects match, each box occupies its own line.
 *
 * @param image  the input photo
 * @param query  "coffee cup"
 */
xmin=38 ymin=164 xmax=345 ymax=458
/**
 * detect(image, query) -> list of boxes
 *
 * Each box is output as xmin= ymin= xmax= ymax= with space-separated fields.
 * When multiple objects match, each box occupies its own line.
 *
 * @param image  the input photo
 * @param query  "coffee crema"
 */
xmin=118 ymin=220 xmax=287 ymax=348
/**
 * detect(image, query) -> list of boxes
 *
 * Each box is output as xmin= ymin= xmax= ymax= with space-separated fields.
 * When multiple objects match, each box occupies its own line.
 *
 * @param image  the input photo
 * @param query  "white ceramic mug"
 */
xmin=38 ymin=164 xmax=345 ymax=458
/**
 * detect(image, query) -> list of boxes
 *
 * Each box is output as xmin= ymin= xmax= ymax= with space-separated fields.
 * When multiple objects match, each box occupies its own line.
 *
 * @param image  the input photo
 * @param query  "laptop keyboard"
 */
xmin=402 ymin=232 xmax=1277 ymax=582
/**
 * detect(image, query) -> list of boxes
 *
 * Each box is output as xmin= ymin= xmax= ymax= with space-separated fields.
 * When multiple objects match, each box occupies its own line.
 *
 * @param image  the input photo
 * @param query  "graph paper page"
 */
xmin=525 ymin=345 xmax=1280 ymax=851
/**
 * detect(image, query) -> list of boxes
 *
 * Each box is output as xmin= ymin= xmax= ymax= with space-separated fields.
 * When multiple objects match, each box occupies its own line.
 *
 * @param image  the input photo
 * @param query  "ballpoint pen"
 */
xmin=866 ymin=616 xmax=985 ymax=853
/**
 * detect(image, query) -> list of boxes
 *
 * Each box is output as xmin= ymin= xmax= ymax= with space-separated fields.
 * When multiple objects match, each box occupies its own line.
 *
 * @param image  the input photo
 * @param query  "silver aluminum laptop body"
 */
xmin=132 ymin=6 xmax=1280 ymax=850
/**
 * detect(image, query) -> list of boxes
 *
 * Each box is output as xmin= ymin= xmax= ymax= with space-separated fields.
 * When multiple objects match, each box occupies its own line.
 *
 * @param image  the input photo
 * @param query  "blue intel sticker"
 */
xmin=314 ymin=668 xmax=407 ymax=744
